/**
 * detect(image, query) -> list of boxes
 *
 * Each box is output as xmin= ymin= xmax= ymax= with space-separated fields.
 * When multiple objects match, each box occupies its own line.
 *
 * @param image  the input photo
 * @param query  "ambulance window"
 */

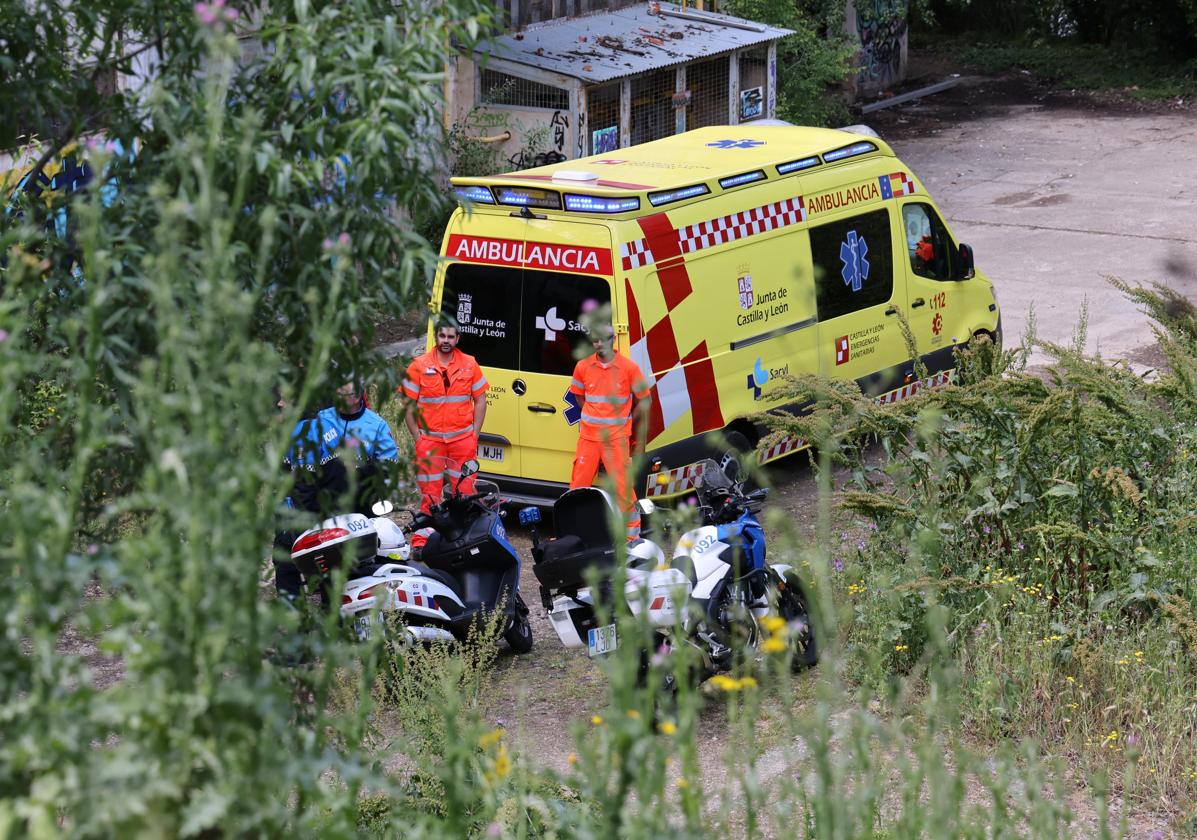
xmin=810 ymin=209 xmax=894 ymax=322
xmin=441 ymin=264 xmax=521 ymax=370
xmin=520 ymin=271 xmax=611 ymax=376
xmin=902 ymin=203 xmax=955 ymax=281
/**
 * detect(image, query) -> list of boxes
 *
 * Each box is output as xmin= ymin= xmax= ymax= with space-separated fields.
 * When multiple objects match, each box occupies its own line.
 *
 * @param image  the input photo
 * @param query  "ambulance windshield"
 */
xmin=442 ymin=264 xmax=611 ymax=376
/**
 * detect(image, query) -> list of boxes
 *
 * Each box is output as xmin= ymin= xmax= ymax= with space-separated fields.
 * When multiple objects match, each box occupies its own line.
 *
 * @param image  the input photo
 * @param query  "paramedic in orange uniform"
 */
xmin=568 ymin=323 xmax=653 ymax=540
xmin=402 ymin=320 xmax=488 ymax=542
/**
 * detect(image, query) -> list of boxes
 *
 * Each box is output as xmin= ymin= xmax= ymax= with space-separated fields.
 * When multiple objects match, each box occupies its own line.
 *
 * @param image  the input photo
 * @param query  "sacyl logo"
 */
xmin=535 ymin=307 xmax=587 ymax=341
xmin=535 ymin=307 xmax=567 ymax=341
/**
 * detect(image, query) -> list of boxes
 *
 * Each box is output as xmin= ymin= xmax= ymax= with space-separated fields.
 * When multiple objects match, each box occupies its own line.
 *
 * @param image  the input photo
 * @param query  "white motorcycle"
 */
xmin=291 ymin=460 xmax=533 ymax=651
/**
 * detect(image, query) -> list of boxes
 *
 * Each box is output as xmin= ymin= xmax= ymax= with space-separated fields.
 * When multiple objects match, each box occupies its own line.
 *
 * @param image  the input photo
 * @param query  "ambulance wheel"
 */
xmin=778 ymin=574 xmax=819 ymax=671
xmin=504 ymin=611 xmax=534 ymax=654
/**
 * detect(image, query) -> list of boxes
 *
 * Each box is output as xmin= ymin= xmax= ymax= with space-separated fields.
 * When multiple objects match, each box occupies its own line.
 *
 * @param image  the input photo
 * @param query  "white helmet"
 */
xmin=626 ymin=538 xmax=665 ymax=569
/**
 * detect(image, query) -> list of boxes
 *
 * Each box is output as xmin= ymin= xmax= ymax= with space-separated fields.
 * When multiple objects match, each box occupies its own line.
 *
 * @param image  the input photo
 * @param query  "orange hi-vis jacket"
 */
xmin=402 ymin=348 xmax=488 ymax=442
xmin=569 ymin=353 xmax=652 ymax=441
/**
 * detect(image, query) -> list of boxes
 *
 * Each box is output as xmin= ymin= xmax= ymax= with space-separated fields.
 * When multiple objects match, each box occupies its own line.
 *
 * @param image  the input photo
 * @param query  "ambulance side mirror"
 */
xmin=955 ymin=243 xmax=975 ymax=280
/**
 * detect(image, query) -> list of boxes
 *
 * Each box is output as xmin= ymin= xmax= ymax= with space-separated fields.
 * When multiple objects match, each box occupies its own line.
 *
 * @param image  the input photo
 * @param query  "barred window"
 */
xmin=687 ymin=55 xmax=730 ymax=131
xmin=630 ymin=69 xmax=675 ymax=146
xmin=479 ymin=68 xmax=569 ymax=111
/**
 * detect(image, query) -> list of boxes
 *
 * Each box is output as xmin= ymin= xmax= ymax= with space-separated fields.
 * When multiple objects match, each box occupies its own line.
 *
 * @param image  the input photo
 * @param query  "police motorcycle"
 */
xmin=668 ymin=457 xmax=818 ymax=676
xmin=290 ymin=460 xmax=533 ymax=653
xmin=525 ymin=487 xmax=679 ymax=657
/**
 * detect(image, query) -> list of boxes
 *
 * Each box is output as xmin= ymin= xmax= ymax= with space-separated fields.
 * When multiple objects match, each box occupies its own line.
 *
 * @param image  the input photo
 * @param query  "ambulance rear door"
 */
xmin=516 ymin=219 xmax=616 ymax=485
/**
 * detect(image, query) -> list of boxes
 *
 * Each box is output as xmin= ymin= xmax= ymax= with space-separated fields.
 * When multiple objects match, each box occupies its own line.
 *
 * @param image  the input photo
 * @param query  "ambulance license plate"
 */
xmin=587 ymin=623 xmax=618 ymax=657
xmin=479 ymin=443 xmax=504 ymax=463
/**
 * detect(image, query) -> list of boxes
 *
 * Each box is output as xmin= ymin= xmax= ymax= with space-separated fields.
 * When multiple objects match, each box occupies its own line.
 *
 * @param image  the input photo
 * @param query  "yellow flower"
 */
xmin=659 ymin=721 xmax=678 ymax=735
xmin=626 ymin=709 xmax=640 ymax=720
xmin=738 ymin=676 xmax=758 ymax=689
xmin=478 ymin=727 xmax=505 ymax=749
xmin=710 ymin=674 xmax=740 ymax=692
xmin=760 ymin=615 xmax=786 ymax=635
xmin=492 ymin=744 xmax=511 ymax=780
xmin=591 ymin=715 xmax=604 ymax=726
xmin=894 ymin=644 xmax=908 ymax=652
xmin=761 ymin=637 xmax=787 ymax=654
xmin=567 ymin=752 xmax=578 ymax=766
xmin=674 ymin=777 xmax=688 ymax=789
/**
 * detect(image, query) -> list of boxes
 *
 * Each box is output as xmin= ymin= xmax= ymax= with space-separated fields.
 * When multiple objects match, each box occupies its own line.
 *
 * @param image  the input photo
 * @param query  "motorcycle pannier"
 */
xmin=532 ymin=488 xmax=618 ymax=591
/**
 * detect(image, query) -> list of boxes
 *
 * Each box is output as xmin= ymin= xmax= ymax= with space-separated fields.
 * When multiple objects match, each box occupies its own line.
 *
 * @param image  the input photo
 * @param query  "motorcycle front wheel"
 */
xmin=777 ymin=574 xmax=819 ymax=670
xmin=503 ymin=596 xmax=534 ymax=654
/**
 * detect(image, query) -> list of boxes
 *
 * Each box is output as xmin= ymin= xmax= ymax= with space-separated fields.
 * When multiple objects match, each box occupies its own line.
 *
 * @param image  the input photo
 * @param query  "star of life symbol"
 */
xmin=535 ymin=306 xmax=567 ymax=341
xmin=456 ymin=293 xmax=472 ymax=325
xmin=706 ymin=139 xmax=765 ymax=149
xmin=562 ymin=388 xmax=582 ymax=425
xmin=932 ymin=313 xmax=943 ymax=336
xmin=737 ymin=274 xmax=754 ymax=310
xmin=839 ymin=230 xmax=870 ymax=292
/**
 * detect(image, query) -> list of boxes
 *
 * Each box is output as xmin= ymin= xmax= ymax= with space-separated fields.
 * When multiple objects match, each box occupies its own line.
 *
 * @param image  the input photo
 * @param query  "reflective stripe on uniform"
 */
xmin=570 ymin=377 xmax=584 ymax=389
xmin=580 ymin=412 xmax=628 ymax=426
xmin=418 ymin=394 xmax=471 ymax=405
xmin=403 ymin=378 xmax=420 ymax=394
xmin=472 ymin=376 xmax=488 ymax=393
xmin=584 ymin=394 xmax=630 ymax=405
xmin=415 ymin=473 xmax=442 ymax=482
xmin=422 ymin=426 xmax=474 ymax=439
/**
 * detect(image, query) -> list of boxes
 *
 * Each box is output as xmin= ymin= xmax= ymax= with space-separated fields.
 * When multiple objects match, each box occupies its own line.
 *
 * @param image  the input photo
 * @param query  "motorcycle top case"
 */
xmin=532 ymin=488 xmax=619 ymax=591
xmin=291 ymin=513 xmax=378 ymax=577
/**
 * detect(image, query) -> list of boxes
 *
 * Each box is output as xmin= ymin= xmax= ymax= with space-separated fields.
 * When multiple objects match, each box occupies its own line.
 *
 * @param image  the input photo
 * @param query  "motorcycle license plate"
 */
xmin=353 ymin=613 xmax=383 ymax=641
xmin=587 ymin=623 xmax=618 ymax=657
xmin=479 ymin=443 xmax=504 ymax=463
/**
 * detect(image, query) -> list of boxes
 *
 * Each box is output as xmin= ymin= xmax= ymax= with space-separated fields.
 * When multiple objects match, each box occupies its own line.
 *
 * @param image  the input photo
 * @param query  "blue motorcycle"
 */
xmin=667 ymin=457 xmax=818 ymax=677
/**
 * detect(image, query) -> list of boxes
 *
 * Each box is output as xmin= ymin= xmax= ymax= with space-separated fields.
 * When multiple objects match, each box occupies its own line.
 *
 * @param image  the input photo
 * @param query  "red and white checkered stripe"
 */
xmin=620 ymin=238 xmax=655 ymax=271
xmin=645 ymin=461 xmax=706 ymax=497
xmin=876 ymin=369 xmax=953 ymax=405
xmin=759 ymin=434 xmax=806 ymax=464
xmin=889 ymin=172 xmax=918 ymax=197
xmin=677 ymin=197 xmax=806 ymax=255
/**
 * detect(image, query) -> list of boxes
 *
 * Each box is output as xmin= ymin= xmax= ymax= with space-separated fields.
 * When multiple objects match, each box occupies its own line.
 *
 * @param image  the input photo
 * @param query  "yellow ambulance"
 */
xmin=432 ymin=125 xmax=1001 ymax=504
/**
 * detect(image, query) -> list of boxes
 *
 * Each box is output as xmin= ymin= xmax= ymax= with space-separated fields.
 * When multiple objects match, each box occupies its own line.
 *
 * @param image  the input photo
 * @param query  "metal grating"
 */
xmin=479 ymin=68 xmax=569 ymax=111
xmin=586 ymin=83 xmax=621 ymax=154
xmin=630 ymin=69 xmax=676 ymax=146
xmin=686 ymin=55 xmax=730 ymax=131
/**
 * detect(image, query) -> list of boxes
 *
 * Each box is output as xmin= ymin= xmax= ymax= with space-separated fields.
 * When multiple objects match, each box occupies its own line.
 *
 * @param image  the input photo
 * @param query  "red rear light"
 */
xmin=358 ymin=585 xmax=383 ymax=601
xmin=341 ymin=595 xmax=351 ymax=605
xmin=293 ymin=527 xmax=349 ymax=553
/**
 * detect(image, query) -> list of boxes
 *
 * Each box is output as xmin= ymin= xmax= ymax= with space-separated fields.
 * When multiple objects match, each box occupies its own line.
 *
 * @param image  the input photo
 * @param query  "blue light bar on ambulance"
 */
xmin=718 ymin=170 xmax=766 ymax=189
xmin=822 ymin=141 xmax=877 ymax=163
xmin=563 ymin=193 xmax=641 ymax=213
xmin=494 ymin=186 xmax=562 ymax=210
xmin=647 ymin=183 xmax=711 ymax=207
xmin=775 ymin=156 xmax=821 ymax=175
xmin=453 ymin=185 xmax=495 ymax=204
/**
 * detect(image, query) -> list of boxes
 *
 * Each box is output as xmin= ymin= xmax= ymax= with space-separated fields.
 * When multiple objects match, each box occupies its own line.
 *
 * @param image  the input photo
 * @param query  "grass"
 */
xmin=915 ymin=34 xmax=1197 ymax=101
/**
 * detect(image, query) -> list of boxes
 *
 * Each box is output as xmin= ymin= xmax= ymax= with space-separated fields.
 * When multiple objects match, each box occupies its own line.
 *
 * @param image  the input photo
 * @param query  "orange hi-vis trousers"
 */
xmin=569 ymin=435 xmax=641 ymax=540
xmin=413 ymin=434 xmax=477 ymax=548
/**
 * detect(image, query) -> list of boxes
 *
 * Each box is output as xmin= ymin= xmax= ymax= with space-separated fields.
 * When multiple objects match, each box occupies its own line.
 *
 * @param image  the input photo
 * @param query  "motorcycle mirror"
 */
xmin=635 ymin=498 xmax=655 ymax=516
xmin=371 ymin=500 xmax=394 ymax=517
xmin=460 ymin=459 xmax=479 ymax=478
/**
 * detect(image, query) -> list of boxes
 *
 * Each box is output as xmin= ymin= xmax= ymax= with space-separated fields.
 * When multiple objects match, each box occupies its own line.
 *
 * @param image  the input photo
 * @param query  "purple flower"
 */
xmin=650 ymin=643 xmax=669 ymax=667
xmin=868 ymin=522 xmax=877 ymax=531
xmin=856 ymin=541 xmax=866 ymax=551
xmin=982 ymin=524 xmax=991 ymax=535
xmin=337 ymin=232 xmax=351 ymax=247
xmin=833 ymin=558 xmax=843 ymax=573
xmin=1017 ymin=542 xmax=1025 ymax=551
xmin=486 ymin=823 xmax=502 ymax=838
xmin=321 ymin=238 xmax=333 ymax=251
xmin=194 ymin=0 xmax=238 ymax=30
xmin=86 ymin=544 xmax=99 ymax=556
xmin=0 ymin=329 xmax=8 ymax=343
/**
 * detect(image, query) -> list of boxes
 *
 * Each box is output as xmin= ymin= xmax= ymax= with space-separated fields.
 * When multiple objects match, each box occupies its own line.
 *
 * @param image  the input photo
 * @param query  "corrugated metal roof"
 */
xmin=476 ymin=3 xmax=793 ymax=85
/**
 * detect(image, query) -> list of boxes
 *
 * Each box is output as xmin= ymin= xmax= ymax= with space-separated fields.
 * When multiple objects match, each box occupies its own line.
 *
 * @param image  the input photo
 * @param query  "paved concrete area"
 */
xmin=870 ymin=77 xmax=1197 ymax=365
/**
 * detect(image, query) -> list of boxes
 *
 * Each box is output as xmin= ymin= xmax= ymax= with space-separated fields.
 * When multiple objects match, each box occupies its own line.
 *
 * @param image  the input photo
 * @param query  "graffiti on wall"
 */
xmin=855 ymin=0 xmax=908 ymax=90
xmin=550 ymin=110 xmax=568 ymax=153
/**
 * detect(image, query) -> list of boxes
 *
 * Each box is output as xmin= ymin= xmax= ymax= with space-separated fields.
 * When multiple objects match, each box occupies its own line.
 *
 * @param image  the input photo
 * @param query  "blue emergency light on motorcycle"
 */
xmin=518 ymin=506 xmax=542 ymax=525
